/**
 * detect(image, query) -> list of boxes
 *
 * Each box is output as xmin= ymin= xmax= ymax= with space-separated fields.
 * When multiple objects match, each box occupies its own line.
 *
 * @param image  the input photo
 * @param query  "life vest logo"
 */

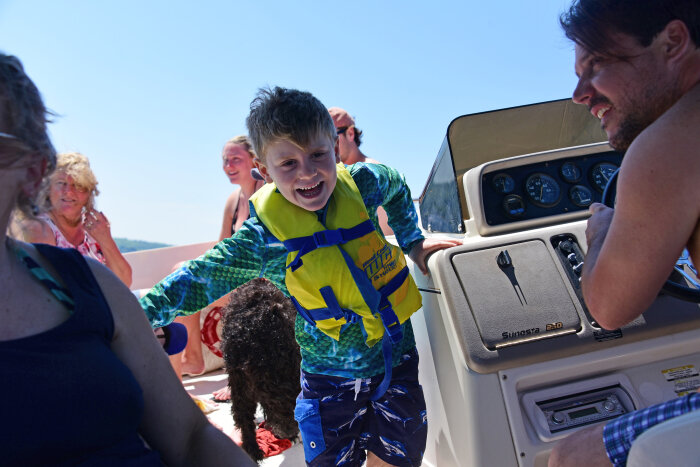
xmin=362 ymin=244 xmax=397 ymax=281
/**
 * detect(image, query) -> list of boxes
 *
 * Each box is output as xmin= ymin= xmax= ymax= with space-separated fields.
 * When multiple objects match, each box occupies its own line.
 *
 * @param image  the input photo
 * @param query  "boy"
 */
xmin=140 ymin=87 xmax=460 ymax=466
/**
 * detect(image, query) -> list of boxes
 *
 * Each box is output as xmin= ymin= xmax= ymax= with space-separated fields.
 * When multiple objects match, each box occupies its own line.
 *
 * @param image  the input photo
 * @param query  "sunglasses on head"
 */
xmin=0 ymin=132 xmax=18 ymax=140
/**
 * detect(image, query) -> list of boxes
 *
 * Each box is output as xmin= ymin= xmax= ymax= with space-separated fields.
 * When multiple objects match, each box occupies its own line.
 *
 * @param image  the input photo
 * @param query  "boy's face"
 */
xmin=257 ymin=132 xmax=340 ymax=211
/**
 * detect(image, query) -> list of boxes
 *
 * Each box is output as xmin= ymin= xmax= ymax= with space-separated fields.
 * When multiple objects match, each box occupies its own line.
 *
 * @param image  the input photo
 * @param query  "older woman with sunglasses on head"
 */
xmin=13 ymin=151 xmax=132 ymax=286
xmin=0 ymin=52 xmax=254 ymax=466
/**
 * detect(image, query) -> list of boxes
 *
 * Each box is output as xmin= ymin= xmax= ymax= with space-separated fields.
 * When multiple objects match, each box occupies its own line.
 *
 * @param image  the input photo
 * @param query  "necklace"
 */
xmin=5 ymin=238 xmax=75 ymax=312
xmin=0 ymin=237 xmax=15 ymax=284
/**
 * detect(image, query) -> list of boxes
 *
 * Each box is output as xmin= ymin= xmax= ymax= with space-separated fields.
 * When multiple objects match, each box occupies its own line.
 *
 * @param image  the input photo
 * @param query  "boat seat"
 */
xmin=626 ymin=407 xmax=700 ymax=467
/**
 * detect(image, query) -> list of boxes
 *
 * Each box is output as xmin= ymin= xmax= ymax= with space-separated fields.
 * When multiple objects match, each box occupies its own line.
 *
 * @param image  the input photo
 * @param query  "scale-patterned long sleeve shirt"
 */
xmin=139 ymin=162 xmax=424 ymax=378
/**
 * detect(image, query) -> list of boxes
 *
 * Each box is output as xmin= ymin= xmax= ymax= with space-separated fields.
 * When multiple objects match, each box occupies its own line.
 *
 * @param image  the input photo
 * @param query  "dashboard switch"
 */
xmin=551 ymin=234 xmax=598 ymax=327
xmin=559 ymin=240 xmax=573 ymax=254
xmin=497 ymin=250 xmax=513 ymax=268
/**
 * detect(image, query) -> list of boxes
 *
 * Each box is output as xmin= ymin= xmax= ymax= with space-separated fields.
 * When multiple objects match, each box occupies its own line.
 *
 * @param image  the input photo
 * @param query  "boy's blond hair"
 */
xmin=246 ymin=87 xmax=336 ymax=163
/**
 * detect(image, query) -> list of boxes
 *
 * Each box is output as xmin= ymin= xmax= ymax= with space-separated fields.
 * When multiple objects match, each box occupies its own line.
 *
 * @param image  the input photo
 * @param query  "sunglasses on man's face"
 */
xmin=336 ymin=127 xmax=348 ymax=136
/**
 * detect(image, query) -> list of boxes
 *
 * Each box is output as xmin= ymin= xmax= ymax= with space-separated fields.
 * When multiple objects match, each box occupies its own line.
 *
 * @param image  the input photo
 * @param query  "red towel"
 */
xmin=255 ymin=421 xmax=293 ymax=458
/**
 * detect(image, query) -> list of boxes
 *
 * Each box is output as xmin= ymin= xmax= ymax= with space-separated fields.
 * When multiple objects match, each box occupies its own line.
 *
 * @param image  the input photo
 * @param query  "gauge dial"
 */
xmin=502 ymin=194 xmax=525 ymax=218
xmin=569 ymin=185 xmax=593 ymax=207
xmin=491 ymin=173 xmax=515 ymax=194
xmin=525 ymin=173 xmax=561 ymax=207
xmin=591 ymin=162 xmax=619 ymax=193
xmin=560 ymin=162 xmax=581 ymax=183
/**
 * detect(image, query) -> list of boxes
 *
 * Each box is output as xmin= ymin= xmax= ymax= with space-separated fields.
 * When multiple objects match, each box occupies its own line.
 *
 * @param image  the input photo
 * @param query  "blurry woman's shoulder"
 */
xmin=10 ymin=214 xmax=55 ymax=244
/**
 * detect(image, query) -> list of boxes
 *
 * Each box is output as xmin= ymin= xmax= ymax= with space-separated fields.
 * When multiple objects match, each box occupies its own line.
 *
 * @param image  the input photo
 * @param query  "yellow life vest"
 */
xmin=250 ymin=164 xmax=422 ymax=347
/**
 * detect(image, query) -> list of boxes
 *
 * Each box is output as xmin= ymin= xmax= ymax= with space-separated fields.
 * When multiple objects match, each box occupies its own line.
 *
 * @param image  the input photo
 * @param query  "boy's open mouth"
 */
xmin=296 ymin=181 xmax=323 ymax=198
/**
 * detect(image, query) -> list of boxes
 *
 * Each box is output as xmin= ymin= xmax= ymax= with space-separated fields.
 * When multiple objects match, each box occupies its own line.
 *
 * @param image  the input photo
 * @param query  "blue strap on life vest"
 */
xmin=369 ymin=336 xmax=394 ymax=401
xmin=284 ymin=219 xmax=408 ymax=400
xmin=283 ymin=219 xmax=375 ymax=272
xmin=292 ymin=263 xmax=409 ymax=345
xmin=291 ymin=286 xmax=361 ymax=326
xmin=292 ymin=289 xmax=396 ymax=402
xmin=376 ymin=266 xmax=410 ymax=343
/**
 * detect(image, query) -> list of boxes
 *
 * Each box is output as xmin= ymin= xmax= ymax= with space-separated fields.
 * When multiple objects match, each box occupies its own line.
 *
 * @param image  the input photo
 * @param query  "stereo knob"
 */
xmin=603 ymin=400 xmax=616 ymax=412
xmin=551 ymin=412 xmax=565 ymax=424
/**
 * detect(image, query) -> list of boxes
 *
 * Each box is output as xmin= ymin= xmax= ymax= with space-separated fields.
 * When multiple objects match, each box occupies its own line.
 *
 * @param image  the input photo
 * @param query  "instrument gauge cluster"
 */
xmin=525 ymin=173 xmax=561 ymax=207
xmin=482 ymin=150 xmax=623 ymax=226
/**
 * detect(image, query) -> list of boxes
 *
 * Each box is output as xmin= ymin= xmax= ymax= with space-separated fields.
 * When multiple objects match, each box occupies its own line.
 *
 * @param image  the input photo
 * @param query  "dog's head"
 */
xmin=220 ymin=277 xmax=299 ymax=366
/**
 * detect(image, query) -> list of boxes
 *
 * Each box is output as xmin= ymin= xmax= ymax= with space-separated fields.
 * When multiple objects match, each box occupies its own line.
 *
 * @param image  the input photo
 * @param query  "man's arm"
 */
xmin=548 ymin=423 xmax=611 ymax=467
xmin=549 ymin=392 xmax=700 ymax=467
xmin=581 ymin=115 xmax=700 ymax=329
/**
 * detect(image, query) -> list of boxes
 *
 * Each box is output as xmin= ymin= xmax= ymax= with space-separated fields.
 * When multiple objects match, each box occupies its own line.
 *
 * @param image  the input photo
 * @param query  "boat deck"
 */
xmin=184 ymin=370 xmax=306 ymax=466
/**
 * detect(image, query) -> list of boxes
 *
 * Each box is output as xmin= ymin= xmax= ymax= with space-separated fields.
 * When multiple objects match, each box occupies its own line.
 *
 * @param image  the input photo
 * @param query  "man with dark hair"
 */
xmin=549 ymin=1 xmax=700 ymax=466
xmin=328 ymin=107 xmax=377 ymax=165
xmin=328 ymin=106 xmax=394 ymax=235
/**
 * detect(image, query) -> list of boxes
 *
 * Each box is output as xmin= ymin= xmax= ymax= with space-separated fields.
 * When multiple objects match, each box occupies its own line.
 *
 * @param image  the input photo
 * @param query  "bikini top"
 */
xmin=230 ymin=180 xmax=264 ymax=236
xmin=231 ymin=190 xmax=242 ymax=236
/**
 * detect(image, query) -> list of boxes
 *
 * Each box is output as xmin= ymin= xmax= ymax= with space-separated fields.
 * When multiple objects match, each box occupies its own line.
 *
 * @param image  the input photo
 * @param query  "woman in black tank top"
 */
xmin=175 ymin=136 xmax=265 ymax=391
xmin=0 ymin=52 xmax=254 ymax=467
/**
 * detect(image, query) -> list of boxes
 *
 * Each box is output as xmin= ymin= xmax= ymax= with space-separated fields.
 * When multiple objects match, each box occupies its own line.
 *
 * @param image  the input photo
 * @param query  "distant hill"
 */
xmin=115 ymin=237 xmax=171 ymax=253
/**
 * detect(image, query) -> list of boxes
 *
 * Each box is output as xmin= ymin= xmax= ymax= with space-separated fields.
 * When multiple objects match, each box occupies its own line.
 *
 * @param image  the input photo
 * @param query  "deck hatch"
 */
xmin=451 ymin=240 xmax=580 ymax=349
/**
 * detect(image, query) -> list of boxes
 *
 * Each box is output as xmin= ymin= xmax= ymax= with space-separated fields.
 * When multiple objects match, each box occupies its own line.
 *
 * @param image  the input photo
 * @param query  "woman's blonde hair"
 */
xmin=38 ymin=152 xmax=100 ymax=213
xmin=224 ymin=135 xmax=256 ymax=159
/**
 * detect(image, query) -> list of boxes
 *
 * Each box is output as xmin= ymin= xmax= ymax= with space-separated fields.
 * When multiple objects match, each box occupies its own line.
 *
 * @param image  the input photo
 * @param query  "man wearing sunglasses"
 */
xmin=328 ymin=107 xmax=378 ymax=165
xmin=328 ymin=107 xmax=393 ymax=236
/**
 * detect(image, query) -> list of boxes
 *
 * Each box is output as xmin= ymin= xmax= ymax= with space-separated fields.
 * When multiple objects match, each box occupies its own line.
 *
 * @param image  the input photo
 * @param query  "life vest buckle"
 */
xmin=339 ymin=309 xmax=361 ymax=323
xmin=312 ymin=229 xmax=343 ymax=248
xmin=378 ymin=300 xmax=403 ymax=343
xmin=320 ymin=285 xmax=359 ymax=324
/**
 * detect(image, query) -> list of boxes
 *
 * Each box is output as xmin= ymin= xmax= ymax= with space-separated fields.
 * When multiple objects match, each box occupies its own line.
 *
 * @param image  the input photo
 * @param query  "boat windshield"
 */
xmin=418 ymin=98 xmax=607 ymax=233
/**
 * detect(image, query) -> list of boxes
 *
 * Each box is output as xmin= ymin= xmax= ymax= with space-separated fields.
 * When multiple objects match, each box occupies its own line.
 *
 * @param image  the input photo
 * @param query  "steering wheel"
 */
xmin=602 ymin=169 xmax=700 ymax=302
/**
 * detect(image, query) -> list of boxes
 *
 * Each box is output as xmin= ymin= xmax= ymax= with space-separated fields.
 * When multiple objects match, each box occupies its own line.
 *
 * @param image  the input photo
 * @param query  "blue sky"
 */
xmin=1 ymin=0 xmax=579 ymax=245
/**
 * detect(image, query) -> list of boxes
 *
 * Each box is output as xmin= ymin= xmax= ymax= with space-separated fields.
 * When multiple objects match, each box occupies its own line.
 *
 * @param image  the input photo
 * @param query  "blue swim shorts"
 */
xmin=294 ymin=349 xmax=427 ymax=467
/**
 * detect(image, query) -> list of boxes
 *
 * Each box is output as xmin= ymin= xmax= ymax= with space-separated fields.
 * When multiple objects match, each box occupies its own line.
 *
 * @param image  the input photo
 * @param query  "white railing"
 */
xmin=125 ymin=241 xmax=217 ymax=291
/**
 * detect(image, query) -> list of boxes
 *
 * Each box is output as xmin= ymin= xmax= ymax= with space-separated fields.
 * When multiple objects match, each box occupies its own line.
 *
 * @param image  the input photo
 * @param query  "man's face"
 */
xmin=335 ymin=126 xmax=355 ymax=163
xmin=572 ymin=33 xmax=677 ymax=151
xmin=257 ymin=133 xmax=340 ymax=212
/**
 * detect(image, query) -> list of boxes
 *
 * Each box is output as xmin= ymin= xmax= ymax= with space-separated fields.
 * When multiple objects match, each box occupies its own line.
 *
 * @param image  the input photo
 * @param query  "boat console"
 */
xmin=411 ymin=99 xmax=700 ymax=467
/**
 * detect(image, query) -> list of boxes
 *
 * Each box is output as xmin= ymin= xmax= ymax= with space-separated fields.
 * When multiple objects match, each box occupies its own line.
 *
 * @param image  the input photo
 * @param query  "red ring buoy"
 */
xmin=201 ymin=306 xmax=224 ymax=357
